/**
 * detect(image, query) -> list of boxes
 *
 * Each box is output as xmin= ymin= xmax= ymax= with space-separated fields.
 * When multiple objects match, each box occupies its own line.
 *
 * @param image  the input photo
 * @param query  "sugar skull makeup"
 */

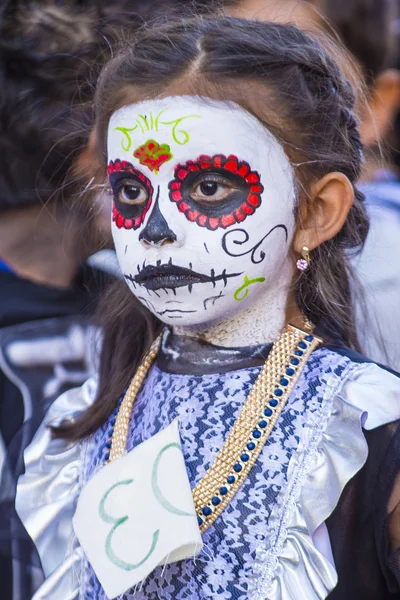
xmin=108 ymin=97 xmax=296 ymax=329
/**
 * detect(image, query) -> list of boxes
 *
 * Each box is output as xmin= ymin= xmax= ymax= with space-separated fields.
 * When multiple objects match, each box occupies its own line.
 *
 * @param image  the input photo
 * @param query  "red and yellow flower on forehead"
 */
xmin=133 ymin=139 xmax=173 ymax=173
xmin=169 ymin=154 xmax=264 ymax=230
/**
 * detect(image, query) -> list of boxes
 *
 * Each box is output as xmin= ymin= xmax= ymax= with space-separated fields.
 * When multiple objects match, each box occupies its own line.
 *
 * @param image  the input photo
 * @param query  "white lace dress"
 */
xmin=16 ymin=342 xmax=400 ymax=599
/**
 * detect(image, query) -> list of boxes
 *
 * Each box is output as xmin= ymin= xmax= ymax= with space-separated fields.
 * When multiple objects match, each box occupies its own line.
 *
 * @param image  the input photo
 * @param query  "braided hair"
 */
xmin=57 ymin=17 xmax=369 ymax=441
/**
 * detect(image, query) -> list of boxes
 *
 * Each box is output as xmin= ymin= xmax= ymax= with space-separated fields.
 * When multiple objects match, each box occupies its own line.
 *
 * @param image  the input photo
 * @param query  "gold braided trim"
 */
xmin=194 ymin=325 xmax=321 ymax=532
xmin=108 ymin=325 xmax=322 ymax=534
xmin=109 ymin=336 xmax=161 ymax=463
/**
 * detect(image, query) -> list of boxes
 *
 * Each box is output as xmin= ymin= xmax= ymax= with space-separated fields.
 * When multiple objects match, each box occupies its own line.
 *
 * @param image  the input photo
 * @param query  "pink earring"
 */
xmin=296 ymin=246 xmax=310 ymax=271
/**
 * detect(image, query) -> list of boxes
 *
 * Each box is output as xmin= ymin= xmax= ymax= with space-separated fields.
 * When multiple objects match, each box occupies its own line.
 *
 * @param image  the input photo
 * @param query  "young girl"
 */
xmin=16 ymin=17 xmax=400 ymax=600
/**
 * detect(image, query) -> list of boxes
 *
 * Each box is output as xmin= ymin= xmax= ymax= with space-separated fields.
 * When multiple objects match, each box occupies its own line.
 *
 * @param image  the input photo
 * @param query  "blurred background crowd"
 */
xmin=1 ymin=0 xmax=400 ymax=598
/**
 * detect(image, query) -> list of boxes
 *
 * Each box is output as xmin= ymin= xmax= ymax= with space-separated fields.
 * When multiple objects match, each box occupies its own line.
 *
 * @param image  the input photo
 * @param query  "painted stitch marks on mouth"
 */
xmin=203 ymin=291 xmax=225 ymax=310
xmin=169 ymin=154 xmax=264 ymax=230
xmin=126 ymin=262 xmax=242 ymax=292
xmin=222 ymin=225 xmax=288 ymax=264
xmin=136 ymin=296 xmax=157 ymax=313
xmin=114 ymin=108 xmax=201 ymax=152
xmin=108 ymin=159 xmax=153 ymax=230
xmin=133 ymin=139 xmax=172 ymax=173
xmin=156 ymin=308 xmax=197 ymax=316
xmin=137 ymin=296 xmax=196 ymax=319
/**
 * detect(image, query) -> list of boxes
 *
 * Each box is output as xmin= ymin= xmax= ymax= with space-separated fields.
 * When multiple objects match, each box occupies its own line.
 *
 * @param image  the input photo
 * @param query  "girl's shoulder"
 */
xmin=257 ymin=345 xmax=400 ymax=599
xmin=316 ymin=342 xmax=400 ymax=431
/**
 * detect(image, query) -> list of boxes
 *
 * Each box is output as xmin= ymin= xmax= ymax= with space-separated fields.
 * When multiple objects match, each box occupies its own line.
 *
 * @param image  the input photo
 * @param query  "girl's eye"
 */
xmin=118 ymin=182 xmax=148 ymax=204
xmin=191 ymin=178 xmax=233 ymax=203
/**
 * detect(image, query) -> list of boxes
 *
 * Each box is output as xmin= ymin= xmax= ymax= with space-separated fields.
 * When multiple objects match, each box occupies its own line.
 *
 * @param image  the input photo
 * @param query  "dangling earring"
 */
xmin=296 ymin=246 xmax=310 ymax=271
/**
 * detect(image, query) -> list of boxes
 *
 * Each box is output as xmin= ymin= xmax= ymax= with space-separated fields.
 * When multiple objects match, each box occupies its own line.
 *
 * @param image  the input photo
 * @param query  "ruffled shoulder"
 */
xmin=249 ymin=357 xmax=400 ymax=600
xmin=16 ymin=376 xmax=98 ymax=600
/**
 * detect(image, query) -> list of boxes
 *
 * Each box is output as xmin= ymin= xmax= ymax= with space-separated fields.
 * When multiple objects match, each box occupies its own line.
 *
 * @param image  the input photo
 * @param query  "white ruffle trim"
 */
xmin=249 ymin=362 xmax=400 ymax=600
xmin=17 ymin=359 xmax=400 ymax=600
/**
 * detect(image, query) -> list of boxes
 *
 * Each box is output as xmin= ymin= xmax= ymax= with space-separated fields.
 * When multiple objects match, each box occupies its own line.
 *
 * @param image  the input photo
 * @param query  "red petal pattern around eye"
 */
xmin=178 ymin=201 xmax=190 ymax=213
xmin=168 ymin=154 xmax=264 ymax=231
xmin=199 ymin=155 xmax=212 ymax=169
xmin=197 ymin=214 xmax=208 ymax=227
xmin=246 ymin=173 xmax=260 ymax=184
xmin=221 ymin=213 xmax=236 ymax=227
xmin=213 ymin=156 xmax=223 ymax=169
xmin=242 ymin=204 xmax=254 ymax=215
xmin=187 ymin=210 xmax=200 ymax=221
xmin=208 ymin=217 xmax=220 ymax=230
xmin=224 ymin=159 xmax=238 ymax=173
xmin=177 ymin=169 xmax=188 ymax=180
xmin=109 ymin=160 xmax=153 ymax=230
xmin=235 ymin=207 xmax=246 ymax=222
xmin=237 ymin=163 xmax=250 ymax=178
xmin=171 ymin=190 xmax=182 ymax=202
xmin=247 ymin=194 xmax=261 ymax=207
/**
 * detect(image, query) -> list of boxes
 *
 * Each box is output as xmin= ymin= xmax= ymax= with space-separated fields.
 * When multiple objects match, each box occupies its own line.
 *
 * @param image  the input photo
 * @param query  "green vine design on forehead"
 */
xmin=234 ymin=275 xmax=266 ymax=301
xmin=115 ymin=108 xmax=201 ymax=152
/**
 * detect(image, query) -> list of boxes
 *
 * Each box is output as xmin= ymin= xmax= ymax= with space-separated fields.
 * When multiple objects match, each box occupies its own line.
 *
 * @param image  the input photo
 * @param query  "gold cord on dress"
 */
xmin=108 ymin=324 xmax=322 ymax=533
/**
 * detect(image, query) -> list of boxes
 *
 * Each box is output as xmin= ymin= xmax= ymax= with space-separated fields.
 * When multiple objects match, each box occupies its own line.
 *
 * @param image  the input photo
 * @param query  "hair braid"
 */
xmin=281 ymin=32 xmax=368 ymax=345
xmin=58 ymin=17 xmax=370 ymax=441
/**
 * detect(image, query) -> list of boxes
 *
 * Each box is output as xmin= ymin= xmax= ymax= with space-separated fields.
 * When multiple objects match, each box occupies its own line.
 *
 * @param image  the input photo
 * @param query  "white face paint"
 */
xmin=108 ymin=97 xmax=296 ymax=346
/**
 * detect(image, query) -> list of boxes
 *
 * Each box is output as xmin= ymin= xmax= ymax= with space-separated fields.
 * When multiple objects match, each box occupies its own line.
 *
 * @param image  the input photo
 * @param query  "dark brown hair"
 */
xmin=56 ymin=17 xmax=369 ymax=441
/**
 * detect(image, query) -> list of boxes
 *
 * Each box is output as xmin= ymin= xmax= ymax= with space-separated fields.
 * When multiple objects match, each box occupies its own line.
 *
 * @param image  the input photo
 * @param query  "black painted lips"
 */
xmin=134 ymin=264 xmax=210 ymax=290
xmin=133 ymin=264 xmax=242 ymax=291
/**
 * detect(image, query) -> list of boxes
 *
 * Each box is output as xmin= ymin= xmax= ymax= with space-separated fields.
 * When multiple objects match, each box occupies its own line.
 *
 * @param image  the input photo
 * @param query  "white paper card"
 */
xmin=73 ymin=419 xmax=203 ymax=598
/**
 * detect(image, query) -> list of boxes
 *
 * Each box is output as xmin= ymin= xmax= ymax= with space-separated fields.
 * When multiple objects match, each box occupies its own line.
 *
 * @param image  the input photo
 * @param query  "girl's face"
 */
xmin=108 ymin=96 xmax=296 ymax=328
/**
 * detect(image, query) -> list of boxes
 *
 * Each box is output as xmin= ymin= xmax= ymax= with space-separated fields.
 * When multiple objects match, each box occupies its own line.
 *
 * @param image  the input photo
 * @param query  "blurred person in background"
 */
xmin=14 ymin=14 xmax=400 ymax=600
xmin=0 ymin=0 xmax=178 ymax=598
xmin=225 ymin=0 xmax=400 ymax=370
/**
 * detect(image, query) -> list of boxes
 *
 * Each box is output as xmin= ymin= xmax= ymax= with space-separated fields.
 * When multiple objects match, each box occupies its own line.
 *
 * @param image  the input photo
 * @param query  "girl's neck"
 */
xmin=173 ymin=275 xmax=301 ymax=348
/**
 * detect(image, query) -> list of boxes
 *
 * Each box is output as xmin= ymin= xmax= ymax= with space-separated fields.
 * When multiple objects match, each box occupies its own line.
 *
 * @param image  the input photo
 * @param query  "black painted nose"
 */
xmin=139 ymin=187 xmax=177 ymax=246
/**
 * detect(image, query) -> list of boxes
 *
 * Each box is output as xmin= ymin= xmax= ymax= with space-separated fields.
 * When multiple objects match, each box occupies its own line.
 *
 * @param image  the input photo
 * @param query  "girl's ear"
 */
xmin=293 ymin=172 xmax=354 ymax=253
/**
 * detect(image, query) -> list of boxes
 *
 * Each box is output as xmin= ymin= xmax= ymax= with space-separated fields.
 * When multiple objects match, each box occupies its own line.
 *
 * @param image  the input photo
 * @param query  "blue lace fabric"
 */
xmin=81 ymin=347 xmax=346 ymax=599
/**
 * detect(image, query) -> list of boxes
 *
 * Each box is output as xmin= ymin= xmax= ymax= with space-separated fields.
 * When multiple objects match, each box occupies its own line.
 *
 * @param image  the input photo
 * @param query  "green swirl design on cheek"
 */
xmin=234 ymin=275 xmax=266 ymax=301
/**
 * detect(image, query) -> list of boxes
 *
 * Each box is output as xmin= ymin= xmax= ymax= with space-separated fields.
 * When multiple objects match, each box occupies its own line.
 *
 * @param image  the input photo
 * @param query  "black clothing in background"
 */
xmin=0 ymin=265 xmax=111 ymax=600
xmin=0 ymin=266 xmax=107 ymax=448
xmin=327 ymin=421 xmax=400 ymax=599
